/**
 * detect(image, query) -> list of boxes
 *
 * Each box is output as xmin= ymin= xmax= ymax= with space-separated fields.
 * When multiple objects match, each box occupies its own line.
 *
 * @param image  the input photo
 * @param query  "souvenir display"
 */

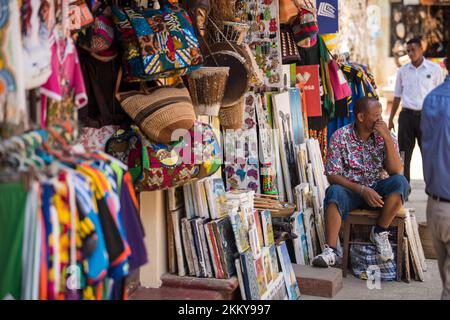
xmin=1 ymin=0 xmax=419 ymax=302
xmin=236 ymin=0 xmax=284 ymax=87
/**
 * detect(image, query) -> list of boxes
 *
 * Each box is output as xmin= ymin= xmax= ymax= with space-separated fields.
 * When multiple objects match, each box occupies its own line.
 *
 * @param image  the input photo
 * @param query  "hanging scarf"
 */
xmin=318 ymin=35 xmax=335 ymax=118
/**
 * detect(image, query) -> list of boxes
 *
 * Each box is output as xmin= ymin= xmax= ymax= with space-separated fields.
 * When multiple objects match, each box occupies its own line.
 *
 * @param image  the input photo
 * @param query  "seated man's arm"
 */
xmin=327 ymin=174 xmax=363 ymax=194
xmin=374 ymin=120 xmax=403 ymax=175
xmin=327 ymin=174 xmax=384 ymax=208
xmin=384 ymin=134 xmax=403 ymax=175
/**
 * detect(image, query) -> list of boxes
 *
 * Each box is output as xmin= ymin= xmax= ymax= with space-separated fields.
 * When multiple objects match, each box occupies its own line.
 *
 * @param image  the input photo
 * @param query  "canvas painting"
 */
xmin=255 ymin=92 xmax=279 ymax=195
xmin=254 ymin=255 xmax=268 ymax=297
xmin=261 ymin=210 xmax=275 ymax=247
xmin=205 ymin=177 xmax=227 ymax=219
xmin=230 ymin=209 xmax=251 ymax=254
xmin=224 ymin=93 xmax=260 ymax=193
xmin=262 ymin=247 xmax=274 ymax=285
xmin=272 ymin=91 xmax=300 ymax=203
xmin=289 ymin=88 xmax=305 ymax=145
xmin=277 ymin=242 xmax=301 ymax=300
xmin=264 ymin=92 xmax=285 ymax=199
xmin=269 ymin=245 xmax=280 ymax=280
xmin=292 ymin=211 xmax=310 ymax=265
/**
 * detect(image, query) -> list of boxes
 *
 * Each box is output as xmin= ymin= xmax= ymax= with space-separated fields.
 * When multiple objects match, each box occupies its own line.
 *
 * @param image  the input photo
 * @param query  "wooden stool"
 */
xmin=342 ymin=208 xmax=406 ymax=281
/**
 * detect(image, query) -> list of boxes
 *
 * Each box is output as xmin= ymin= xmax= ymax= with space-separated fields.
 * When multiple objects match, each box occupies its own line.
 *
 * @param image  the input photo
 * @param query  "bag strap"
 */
xmin=115 ymin=67 xmax=124 ymax=102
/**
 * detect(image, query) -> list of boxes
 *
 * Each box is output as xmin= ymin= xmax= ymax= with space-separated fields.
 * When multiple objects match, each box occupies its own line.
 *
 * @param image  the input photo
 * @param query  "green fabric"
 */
xmin=318 ymin=35 xmax=335 ymax=119
xmin=110 ymin=162 xmax=124 ymax=195
xmin=0 ymin=183 xmax=28 ymax=300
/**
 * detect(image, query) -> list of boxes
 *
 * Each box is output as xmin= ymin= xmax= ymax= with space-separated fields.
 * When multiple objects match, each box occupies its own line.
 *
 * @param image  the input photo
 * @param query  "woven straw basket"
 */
xmin=120 ymin=86 xmax=196 ymax=144
xmin=186 ymin=67 xmax=230 ymax=116
xmin=219 ymin=98 xmax=245 ymax=130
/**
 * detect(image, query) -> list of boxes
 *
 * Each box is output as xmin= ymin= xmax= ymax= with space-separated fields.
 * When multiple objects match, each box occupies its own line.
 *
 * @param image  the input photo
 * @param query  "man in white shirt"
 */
xmin=388 ymin=38 xmax=444 ymax=183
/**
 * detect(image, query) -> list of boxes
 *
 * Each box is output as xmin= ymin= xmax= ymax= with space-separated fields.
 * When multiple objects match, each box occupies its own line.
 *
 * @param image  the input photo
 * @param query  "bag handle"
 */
xmin=115 ymin=67 xmax=124 ymax=102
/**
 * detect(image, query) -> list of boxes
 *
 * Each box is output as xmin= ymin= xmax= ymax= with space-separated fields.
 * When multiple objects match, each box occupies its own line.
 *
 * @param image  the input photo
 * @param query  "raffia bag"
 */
xmin=115 ymin=69 xmax=196 ymax=144
xmin=219 ymin=98 xmax=245 ymax=130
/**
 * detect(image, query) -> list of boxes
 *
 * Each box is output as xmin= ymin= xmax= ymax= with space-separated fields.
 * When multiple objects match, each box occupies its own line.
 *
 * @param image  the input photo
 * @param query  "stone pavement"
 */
xmin=301 ymin=143 xmax=443 ymax=300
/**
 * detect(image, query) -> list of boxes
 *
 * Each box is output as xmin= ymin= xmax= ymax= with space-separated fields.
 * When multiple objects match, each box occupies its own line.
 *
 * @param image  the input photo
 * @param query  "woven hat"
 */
xmin=119 ymin=86 xmax=196 ymax=144
xmin=186 ymin=67 xmax=230 ymax=116
xmin=219 ymin=98 xmax=245 ymax=130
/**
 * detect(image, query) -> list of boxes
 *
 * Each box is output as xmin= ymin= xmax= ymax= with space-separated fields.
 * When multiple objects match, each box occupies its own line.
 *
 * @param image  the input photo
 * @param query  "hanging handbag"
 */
xmin=105 ymin=127 xmax=144 ymax=183
xmin=77 ymin=5 xmax=117 ymax=62
xmin=115 ymin=69 xmax=196 ymax=144
xmin=105 ymin=121 xmax=222 ymax=191
xmin=290 ymin=0 xmax=319 ymax=48
xmin=112 ymin=2 xmax=203 ymax=82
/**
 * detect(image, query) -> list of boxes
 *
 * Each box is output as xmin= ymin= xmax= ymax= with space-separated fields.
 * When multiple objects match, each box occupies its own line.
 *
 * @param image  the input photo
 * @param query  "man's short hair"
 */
xmin=354 ymin=97 xmax=380 ymax=116
xmin=406 ymin=38 xmax=422 ymax=48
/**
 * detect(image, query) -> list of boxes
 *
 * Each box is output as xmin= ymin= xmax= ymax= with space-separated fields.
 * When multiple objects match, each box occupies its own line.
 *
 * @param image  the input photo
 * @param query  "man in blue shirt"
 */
xmin=421 ymin=47 xmax=450 ymax=300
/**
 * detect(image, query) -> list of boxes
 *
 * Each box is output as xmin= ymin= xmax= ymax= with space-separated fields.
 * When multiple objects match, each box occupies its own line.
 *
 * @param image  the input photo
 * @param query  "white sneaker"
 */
xmin=370 ymin=226 xmax=394 ymax=262
xmin=312 ymin=245 xmax=340 ymax=268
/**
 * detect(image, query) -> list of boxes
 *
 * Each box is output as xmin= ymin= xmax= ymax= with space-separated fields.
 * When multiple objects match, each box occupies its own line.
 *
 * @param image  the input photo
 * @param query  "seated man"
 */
xmin=312 ymin=97 xmax=409 ymax=268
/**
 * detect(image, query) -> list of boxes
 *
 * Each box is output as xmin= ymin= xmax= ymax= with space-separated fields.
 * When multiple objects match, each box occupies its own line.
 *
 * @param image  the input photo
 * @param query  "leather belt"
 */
xmin=402 ymin=108 xmax=422 ymax=116
xmin=429 ymin=193 xmax=450 ymax=203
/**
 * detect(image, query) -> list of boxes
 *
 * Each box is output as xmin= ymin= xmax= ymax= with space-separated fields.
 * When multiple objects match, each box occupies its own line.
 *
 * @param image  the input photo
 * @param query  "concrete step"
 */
xmin=129 ymin=286 xmax=226 ymax=300
xmin=160 ymin=273 xmax=239 ymax=300
xmin=293 ymin=264 xmax=343 ymax=298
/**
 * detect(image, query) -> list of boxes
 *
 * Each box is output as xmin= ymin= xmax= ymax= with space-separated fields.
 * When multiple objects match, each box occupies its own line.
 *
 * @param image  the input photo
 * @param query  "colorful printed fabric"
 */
xmin=41 ymin=34 xmax=87 ymax=128
xmin=112 ymin=4 xmax=202 ymax=82
xmin=105 ymin=128 xmax=143 ymax=184
xmin=79 ymin=126 xmax=120 ymax=152
xmin=138 ymin=121 xmax=221 ymax=192
xmin=73 ymin=173 xmax=109 ymax=285
xmin=325 ymin=123 xmax=400 ymax=187
xmin=120 ymin=172 xmax=148 ymax=273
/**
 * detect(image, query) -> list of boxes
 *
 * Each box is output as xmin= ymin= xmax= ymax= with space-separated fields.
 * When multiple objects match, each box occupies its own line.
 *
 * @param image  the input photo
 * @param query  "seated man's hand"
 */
xmin=362 ymin=187 xmax=384 ymax=208
xmin=374 ymin=120 xmax=390 ymax=139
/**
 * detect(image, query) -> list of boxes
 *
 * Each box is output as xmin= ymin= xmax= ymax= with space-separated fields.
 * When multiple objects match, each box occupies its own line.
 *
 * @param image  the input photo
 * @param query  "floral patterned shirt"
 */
xmin=325 ymin=123 xmax=400 ymax=187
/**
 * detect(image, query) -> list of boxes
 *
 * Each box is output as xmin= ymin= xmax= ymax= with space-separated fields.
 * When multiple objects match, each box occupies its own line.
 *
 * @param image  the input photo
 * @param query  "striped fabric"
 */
xmin=350 ymin=244 xmax=397 ymax=281
xmin=290 ymin=8 xmax=318 ymax=44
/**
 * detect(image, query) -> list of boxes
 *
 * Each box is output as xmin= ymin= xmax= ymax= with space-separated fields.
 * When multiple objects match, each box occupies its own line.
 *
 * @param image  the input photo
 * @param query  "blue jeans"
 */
xmin=324 ymin=175 xmax=410 ymax=220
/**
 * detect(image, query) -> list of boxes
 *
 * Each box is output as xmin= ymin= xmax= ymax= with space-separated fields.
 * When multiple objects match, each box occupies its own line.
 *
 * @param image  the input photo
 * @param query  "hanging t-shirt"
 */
xmin=0 ymin=182 xmax=28 ymax=300
xmin=40 ymin=33 xmax=88 ymax=127
xmin=74 ymin=172 xmax=109 ymax=284
xmin=120 ymin=172 xmax=148 ymax=273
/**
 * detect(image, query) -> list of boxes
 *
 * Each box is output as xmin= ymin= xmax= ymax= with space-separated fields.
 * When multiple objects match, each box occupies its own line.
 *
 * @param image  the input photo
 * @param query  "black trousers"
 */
xmin=398 ymin=108 xmax=422 ymax=183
